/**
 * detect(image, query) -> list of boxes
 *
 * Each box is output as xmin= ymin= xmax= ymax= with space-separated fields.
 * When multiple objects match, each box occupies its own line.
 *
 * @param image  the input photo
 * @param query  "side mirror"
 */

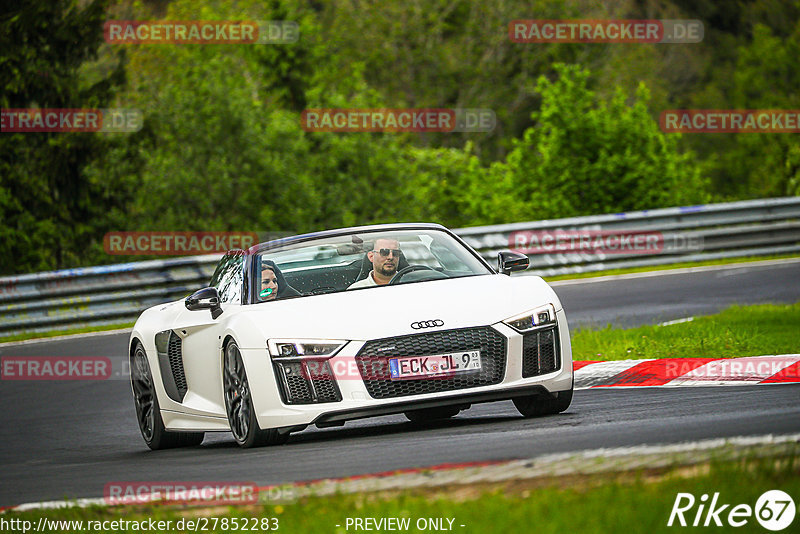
xmin=498 ymin=251 xmax=529 ymax=275
xmin=185 ymin=287 xmax=223 ymax=319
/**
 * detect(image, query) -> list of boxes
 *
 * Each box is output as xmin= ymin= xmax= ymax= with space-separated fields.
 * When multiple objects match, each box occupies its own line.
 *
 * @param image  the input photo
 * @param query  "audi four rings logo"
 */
xmin=411 ymin=320 xmax=444 ymax=329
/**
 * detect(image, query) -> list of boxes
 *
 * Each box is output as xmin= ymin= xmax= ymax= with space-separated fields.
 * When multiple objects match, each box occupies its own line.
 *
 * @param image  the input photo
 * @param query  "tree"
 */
xmin=727 ymin=23 xmax=800 ymax=197
xmin=0 ymin=0 xmax=127 ymax=273
xmin=481 ymin=64 xmax=708 ymax=223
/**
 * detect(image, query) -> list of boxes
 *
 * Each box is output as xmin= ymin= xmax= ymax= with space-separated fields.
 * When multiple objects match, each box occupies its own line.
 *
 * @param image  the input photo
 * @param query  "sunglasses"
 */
xmin=373 ymin=248 xmax=402 ymax=257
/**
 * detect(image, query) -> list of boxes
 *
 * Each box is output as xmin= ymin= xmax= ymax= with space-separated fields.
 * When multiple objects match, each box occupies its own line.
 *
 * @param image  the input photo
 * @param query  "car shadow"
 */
xmin=291 ymin=413 xmax=531 ymax=445
xmin=119 ymin=410 xmax=578 ymax=455
xmin=188 ymin=412 xmax=523 ymax=450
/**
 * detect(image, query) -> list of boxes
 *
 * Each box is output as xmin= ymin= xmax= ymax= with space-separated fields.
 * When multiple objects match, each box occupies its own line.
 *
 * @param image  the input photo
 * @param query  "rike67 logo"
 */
xmin=668 ymin=490 xmax=795 ymax=531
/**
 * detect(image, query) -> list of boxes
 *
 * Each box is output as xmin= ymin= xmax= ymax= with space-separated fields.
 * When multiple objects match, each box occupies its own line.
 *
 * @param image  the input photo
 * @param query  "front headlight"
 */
xmin=503 ymin=303 xmax=556 ymax=332
xmin=267 ymin=339 xmax=348 ymax=360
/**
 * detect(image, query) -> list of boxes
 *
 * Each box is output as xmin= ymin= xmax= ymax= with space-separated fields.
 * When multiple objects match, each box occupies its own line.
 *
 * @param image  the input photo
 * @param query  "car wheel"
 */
xmin=223 ymin=340 xmax=289 ymax=448
xmin=513 ymin=387 xmax=573 ymax=418
xmin=131 ymin=342 xmax=204 ymax=450
xmin=404 ymin=406 xmax=462 ymax=423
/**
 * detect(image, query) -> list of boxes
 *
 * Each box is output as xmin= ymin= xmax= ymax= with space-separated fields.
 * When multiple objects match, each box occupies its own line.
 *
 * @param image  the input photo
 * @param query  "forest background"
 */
xmin=1 ymin=0 xmax=798 ymax=274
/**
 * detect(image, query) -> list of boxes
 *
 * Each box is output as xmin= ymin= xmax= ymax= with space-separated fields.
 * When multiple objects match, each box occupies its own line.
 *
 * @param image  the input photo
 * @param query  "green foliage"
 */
xmin=727 ymin=23 xmax=800 ymax=197
xmin=0 ymin=0 xmax=127 ymax=273
xmin=482 ymin=64 xmax=708 ymax=223
xmin=388 ymin=143 xmax=484 ymax=228
xmin=665 ymin=2 xmax=800 ymax=200
xmin=111 ymin=0 xmax=427 ymax=234
xmin=3 ymin=0 xmax=798 ymax=275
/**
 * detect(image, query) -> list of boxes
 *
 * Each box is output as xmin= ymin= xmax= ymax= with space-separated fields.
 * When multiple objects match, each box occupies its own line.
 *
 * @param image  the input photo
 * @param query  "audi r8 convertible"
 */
xmin=129 ymin=223 xmax=573 ymax=449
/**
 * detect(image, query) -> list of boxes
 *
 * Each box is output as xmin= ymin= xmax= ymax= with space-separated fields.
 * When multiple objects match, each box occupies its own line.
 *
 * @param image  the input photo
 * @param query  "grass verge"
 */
xmin=571 ymin=302 xmax=800 ymax=361
xmin=4 ymin=455 xmax=797 ymax=533
xmin=543 ymin=254 xmax=800 ymax=282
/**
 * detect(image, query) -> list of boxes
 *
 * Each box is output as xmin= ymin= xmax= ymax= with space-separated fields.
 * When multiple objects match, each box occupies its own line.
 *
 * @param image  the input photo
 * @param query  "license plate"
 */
xmin=388 ymin=350 xmax=481 ymax=380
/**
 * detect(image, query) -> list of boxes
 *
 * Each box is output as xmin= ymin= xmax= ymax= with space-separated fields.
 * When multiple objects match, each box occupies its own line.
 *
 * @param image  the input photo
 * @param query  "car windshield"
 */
xmin=253 ymin=228 xmax=491 ymax=300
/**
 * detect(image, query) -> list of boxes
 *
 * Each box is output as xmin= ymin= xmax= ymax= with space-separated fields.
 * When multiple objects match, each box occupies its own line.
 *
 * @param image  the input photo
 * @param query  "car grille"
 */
xmin=167 ymin=331 xmax=188 ymax=400
xmin=521 ymin=326 xmax=560 ymax=378
xmin=355 ymin=327 xmax=507 ymax=399
xmin=273 ymin=360 xmax=342 ymax=404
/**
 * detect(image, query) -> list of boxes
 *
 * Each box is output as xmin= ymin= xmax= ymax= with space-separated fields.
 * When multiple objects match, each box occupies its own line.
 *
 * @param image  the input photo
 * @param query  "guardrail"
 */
xmin=1 ymin=197 xmax=799 ymax=337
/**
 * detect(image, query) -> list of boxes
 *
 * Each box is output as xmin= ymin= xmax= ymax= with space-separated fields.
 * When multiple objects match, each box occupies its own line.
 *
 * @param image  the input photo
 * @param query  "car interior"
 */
xmin=278 ymin=243 xmax=411 ymax=295
xmin=256 ymin=234 xmax=478 ymax=300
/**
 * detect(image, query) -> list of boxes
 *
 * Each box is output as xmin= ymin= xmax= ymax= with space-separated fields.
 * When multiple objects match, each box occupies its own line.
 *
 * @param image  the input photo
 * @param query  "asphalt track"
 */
xmin=1 ymin=260 xmax=799 ymax=506
xmin=552 ymin=258 xmax=800 ymax=328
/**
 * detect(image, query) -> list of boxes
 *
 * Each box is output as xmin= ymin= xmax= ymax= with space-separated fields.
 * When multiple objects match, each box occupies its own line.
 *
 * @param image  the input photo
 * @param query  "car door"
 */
xmin=158 ymin=252 xmax=245 ymax=418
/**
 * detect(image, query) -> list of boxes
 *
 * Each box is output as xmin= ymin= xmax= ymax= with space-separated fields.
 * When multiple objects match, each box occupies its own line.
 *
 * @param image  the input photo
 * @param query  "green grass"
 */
xmin=543 ymin=254 xmax=800 ymax=282
xmin=0 ymin=322 xmax=134 ymax=344
xmin=4 ymin=456 xmax=798 ymax=533
xmin=571 ymin=302 xmax=800 ymax=361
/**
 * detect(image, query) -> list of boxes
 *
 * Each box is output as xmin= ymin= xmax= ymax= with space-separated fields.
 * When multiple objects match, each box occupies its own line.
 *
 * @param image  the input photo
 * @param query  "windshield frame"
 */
xmin=242 ymin=223 xmax=495 ymax=304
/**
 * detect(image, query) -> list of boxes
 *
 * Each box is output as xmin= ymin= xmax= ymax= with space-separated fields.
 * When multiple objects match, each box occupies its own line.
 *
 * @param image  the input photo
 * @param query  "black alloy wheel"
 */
xmin=223 ymin=340 xmax=288 ymax=447
xmin=131 ymin=341 xmax=204 ymax=449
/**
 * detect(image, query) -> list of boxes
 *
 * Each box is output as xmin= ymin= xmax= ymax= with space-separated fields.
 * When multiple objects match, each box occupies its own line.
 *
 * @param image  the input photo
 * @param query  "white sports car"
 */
xmin=129 ymin=223 xmax=573 ymax=449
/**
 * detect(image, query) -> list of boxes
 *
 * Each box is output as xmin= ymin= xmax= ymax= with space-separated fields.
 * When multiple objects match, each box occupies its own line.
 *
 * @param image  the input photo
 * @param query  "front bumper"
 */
xmin=242 ymin=308 xmax=573 ymax=430
xmin=313 ymin=383 xmax=558 ymax=428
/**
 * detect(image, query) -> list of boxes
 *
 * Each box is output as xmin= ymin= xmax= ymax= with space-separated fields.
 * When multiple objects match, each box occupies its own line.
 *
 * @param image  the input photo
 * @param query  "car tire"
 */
xmin=404 ymin=406 xmax=461 ymax=423
xmin=223 ymin=340 xmax=289 ymax=448
xmin=131 ymin=342 xmax=205 ymax=450
xmin=513 ymin=387 xmax=573 ymax=418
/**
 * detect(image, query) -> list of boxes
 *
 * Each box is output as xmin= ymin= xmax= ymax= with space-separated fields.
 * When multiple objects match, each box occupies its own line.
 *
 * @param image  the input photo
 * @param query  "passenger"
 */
xmin=260 ymin=259 xmax=301 ymax=300
xmin=260 ymin=263 xmax=279 ymax=301
xmin=348 ymin=238 xmax=402 ymax=289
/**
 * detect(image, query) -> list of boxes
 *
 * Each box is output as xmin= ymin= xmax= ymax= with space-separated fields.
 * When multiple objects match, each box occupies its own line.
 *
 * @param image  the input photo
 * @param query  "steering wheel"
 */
xmin=389 ymin=265 xmax=437 ymax=285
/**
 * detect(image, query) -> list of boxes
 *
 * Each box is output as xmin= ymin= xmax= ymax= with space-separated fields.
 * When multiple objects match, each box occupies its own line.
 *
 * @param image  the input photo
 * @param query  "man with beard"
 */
xmin=348 ymin=238 xmax=403 ymax=289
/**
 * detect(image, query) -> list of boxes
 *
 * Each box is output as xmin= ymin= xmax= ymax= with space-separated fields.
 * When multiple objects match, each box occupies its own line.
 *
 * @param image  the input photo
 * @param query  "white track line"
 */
xmin=0 ymin=328 xmax=132 ymax=348
xmin=549 ymin=257 xmax=800 ymax=286
xmin=658 ymin=316 xmax=694 ymax=326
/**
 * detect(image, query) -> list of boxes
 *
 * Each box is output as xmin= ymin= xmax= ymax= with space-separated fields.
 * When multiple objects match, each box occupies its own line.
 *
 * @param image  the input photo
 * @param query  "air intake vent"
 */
xmin=155 ymin=329 xmax=188 ymax=403
xmin=167 ymin=331 xmax=188 ymax=400
xmin=521 ymin=327 xmax=560 ymax=378
xmin=272 ymin=360 xmax=342 ymax=405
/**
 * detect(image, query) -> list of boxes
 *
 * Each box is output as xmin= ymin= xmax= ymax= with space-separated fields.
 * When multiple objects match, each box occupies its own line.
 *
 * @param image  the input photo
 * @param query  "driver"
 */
xmin=348 ymin=238 xmax=402 ymax=289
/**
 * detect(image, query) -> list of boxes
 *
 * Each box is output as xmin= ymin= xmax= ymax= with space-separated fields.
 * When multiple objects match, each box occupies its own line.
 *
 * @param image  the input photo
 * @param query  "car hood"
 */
xmin=231 ymin=274 xmax=562 ymax=346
